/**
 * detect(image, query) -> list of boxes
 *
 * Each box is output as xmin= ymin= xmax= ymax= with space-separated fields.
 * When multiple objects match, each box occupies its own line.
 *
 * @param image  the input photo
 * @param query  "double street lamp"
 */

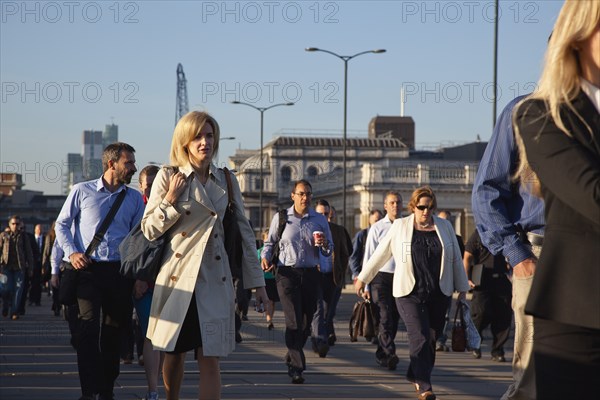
xmin=231 ymin=101 xmax=294 ymax=233
xmin=305 ymin=47 xmax=386 ymax=231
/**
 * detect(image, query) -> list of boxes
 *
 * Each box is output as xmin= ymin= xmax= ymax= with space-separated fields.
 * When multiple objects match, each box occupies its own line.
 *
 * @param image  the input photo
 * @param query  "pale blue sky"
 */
xmin=1 ymin=0 xmax=564 ymax=194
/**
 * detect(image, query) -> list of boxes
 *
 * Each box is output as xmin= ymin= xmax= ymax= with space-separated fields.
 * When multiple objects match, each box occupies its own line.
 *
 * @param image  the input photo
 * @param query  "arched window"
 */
xmin=307 ymin=165 xmax=318 ymax=179
xmin=281 ymin=166 xmax=292 ymax=184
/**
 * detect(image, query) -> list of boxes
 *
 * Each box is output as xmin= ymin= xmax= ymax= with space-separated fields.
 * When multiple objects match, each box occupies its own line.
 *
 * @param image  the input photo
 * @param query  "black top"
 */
xmin=464 ymin=230 xmax=509 ymax=290
xmin=410 ymin=230 xmax=443 ymax=301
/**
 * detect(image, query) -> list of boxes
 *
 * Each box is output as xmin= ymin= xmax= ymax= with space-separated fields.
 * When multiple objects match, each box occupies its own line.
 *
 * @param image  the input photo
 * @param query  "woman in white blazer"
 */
xmin=355 ymin=186 xmax=469 ymax=400
xmin=141 ymin=111 xmax=268 ymax=400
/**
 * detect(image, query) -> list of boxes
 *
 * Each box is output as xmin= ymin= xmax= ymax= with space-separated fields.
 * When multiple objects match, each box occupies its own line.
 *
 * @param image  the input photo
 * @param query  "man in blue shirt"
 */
xmin=261 ymin=179 xmax=333 ymax=385
xmin=472 ymin=96 xmax=545 ymax=400
xmin=363 ymin=191 xmax=403 ymax=370
xmin=55 ymin=142 xmax=144 ymax=400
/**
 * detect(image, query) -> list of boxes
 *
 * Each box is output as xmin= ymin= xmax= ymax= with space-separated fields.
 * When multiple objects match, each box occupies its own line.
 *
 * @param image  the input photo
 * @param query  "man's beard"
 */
xmin=118 ymin=171 xmax=134 ymax=185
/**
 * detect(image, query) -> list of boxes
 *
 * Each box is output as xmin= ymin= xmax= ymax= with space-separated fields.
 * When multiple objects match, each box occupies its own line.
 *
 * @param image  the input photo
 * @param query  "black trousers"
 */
xmin=396 ymin=294 xmax=450 ymax=392
xmin=276 ymin=266 xmax=321 ymax=372
xmin=75 ymin=262 xmax=134 ymax=397
xmin=370 ymin=272 xmax=399 ymax=361
xmin=28 ymin=261 xmax=42 ymax=304
xmin=470 ymin=277 xmax=512 ymax=356
xmin=534 ymin=317 xmax=600 ymax=399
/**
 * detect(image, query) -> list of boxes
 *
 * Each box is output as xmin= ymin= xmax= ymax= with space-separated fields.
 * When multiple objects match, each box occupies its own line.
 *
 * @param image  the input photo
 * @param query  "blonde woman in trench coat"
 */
xmin=141 ymin=111 xmax=268 ymax=400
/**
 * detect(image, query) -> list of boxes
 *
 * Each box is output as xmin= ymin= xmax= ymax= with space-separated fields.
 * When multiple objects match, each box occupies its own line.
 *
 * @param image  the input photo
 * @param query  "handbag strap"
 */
xmin=453 ymin=299 xmax=465 ymax=325
xmin=85 ymin=188 xmax=127 ymax=257
xmin=222 ymin=167 xmax=234 ymax=205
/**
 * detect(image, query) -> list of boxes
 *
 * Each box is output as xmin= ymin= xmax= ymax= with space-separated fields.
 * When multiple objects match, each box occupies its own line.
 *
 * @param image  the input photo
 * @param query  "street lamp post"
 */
xmin=305 ymin=47 xmax=385 ymax=232
xmin=230 ymin=101 xmax=294 ymax=234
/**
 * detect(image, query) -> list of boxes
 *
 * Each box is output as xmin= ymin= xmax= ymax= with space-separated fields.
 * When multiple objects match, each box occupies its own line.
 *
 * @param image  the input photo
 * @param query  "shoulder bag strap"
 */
xmin=222 ymin=167 xmax=234 ymax=205
xmin=85 ymin=188 xmax=127 ymax=257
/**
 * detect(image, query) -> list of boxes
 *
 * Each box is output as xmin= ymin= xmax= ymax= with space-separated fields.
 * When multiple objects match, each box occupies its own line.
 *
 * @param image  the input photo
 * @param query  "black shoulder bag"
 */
xmin=222 ymin=167 xmax=245 ymax=280
xmin=59 ymin=189 xmax=127 ymax=305
xmin=268 ymin=209 xmax=288 ymax=274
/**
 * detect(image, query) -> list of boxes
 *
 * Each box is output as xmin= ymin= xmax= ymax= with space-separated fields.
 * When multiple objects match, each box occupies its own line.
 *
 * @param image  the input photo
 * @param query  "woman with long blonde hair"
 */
xmin=513 ymin=1 xmax=600 ymax=397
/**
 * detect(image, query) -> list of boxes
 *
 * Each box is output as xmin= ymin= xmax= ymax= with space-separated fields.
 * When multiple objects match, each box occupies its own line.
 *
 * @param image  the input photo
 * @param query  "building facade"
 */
xmin=229 ymin=134 xmax=481 ymax=238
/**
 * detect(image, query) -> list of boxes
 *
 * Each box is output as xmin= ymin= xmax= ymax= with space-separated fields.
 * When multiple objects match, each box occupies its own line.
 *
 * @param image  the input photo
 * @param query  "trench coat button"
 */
xmin=170 ymin=275 xmax=178 ymax=282
xmin=210 ymin=211 xmax=216 ymax=217
xmin=181 ymin=232 xmax=187 ymax=237
xmin=214 ymin=234 xmax=218 ymax=238
xmin=175 ymin=253 xmax=182 ymax=258
xmin=158 ymin=215 xmax=164 ymax=220
xmin=185 ymin=211 xmax=191 ymax=215
xmin=216 ymin=255 xmax=221 ymax=260
xmin=222 ymin=276 xmax=226 ymax=282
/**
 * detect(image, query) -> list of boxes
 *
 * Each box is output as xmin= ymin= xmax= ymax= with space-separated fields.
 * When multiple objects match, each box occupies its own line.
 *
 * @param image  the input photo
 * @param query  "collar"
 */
xmin=94 ymin=177 xmax=126 ymax=193
xmin=177 ymin=163 xmax=220 ymax=183
xmin=581 ymin=78 xmax=600 ymax=114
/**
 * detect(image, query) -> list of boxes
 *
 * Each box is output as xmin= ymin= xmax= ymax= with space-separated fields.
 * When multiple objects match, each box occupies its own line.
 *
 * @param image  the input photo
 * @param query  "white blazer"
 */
xmin=357 ymin=214 xmax=469 ymax=298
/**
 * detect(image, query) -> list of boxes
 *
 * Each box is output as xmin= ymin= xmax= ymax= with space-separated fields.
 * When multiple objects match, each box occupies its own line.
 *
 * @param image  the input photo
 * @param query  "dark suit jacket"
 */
xmin=329 ymin=222 xmax=352 ymax=287
xmin=517 ymin=91 xmax=600 ymax=330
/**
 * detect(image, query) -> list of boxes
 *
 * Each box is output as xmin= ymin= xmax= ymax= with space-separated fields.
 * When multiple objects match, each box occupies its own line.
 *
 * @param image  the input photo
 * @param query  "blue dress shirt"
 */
xmin=55 ymin=178 xmax=144 ymax=262
xmin=363 ymin=215 xmax=396 ymax=274
xmin=262 ymin=206 xmax=333 ymax=268
xmin=471 ymin=95 xmax=545 ymax=267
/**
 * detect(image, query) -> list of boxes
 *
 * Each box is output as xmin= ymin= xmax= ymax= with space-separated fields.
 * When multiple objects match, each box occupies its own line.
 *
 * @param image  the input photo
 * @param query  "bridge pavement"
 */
xmin=1 ymin=287 xmax=511 ymax=399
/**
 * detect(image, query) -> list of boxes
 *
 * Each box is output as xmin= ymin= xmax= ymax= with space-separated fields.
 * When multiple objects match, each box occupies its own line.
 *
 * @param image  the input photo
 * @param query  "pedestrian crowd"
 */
xmin=1 ymin=3 xmax=598 ymax=400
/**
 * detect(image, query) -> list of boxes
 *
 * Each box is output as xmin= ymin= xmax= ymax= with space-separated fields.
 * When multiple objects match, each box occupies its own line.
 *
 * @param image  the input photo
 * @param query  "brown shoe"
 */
xmin=11 ymin=314 xmax=19 ymax=320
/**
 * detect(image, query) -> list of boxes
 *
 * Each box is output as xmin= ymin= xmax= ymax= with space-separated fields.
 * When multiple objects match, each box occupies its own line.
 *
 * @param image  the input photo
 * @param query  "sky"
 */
xmin=1 ymin=0 xmax=565 ymax=195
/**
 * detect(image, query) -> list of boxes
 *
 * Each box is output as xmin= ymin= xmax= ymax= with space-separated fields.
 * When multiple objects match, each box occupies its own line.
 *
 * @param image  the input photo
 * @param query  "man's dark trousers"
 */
xmin=75 ymin=262 xmax=134 ymax=398
xmin=276 ymin=266 xmax=321 ymax=373
xmin=370 ymin=271 xmax=399 ymax=362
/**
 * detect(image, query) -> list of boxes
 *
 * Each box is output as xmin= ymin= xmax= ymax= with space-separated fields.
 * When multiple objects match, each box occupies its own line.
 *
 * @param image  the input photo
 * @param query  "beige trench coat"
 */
xmin=141 ymin=164 xmax=264 ymax=356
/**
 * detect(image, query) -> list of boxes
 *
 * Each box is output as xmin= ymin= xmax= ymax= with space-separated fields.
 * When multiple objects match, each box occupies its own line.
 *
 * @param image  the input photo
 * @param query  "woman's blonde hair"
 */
xmin=169 ymin=111 xmax=220 ymax=166
xmin=514 ymin=0 xmax=600 ymax=194
xmin=407 ymin=186 xmax=437 ymax=213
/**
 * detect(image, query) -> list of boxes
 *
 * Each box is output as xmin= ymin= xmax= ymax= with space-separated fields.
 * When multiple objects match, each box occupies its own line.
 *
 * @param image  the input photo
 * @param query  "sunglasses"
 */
xmin=415 ymin=205 xmax=434 ymax=211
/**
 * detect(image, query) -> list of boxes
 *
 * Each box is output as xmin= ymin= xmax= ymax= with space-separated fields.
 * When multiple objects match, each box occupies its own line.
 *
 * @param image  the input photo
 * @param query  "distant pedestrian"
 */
xmin=0 ymin=215 xmax=33 ymax=320
xmin=360 ymin=192 xmax=403 ymax=370
xmin=310 ymin=200 xmax=352 ymax=355
xmin=463 ymin=229 xmax=512 ymax=362
xmin=132 ymin=164 xmax=164 ymax=400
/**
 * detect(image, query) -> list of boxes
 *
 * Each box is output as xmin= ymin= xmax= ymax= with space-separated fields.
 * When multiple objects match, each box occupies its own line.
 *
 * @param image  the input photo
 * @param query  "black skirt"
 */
xmin=168 ymin=291 xmax=202 ymax=354
xmin=265 ymin=278 xmax=279 ymax=302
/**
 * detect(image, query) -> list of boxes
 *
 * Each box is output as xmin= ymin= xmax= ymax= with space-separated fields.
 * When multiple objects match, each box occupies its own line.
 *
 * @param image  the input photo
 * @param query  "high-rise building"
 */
xmin=83 ymin=130 xmax=103 ymax=180
xmin=63 ymin=153 xmax=84 ymax=194
xmin=103 ymin=123 xmax=118 ymax=149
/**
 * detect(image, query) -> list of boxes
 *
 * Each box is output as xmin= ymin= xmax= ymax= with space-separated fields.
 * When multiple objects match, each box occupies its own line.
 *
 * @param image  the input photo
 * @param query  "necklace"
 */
xmin=416 ymin=221 xmax=432 ymax=229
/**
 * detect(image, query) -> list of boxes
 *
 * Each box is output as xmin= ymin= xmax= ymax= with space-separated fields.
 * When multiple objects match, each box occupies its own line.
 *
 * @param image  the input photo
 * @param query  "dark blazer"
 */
xmin=329 ymin=222 xmax=352 ymax=286
xmin=516 ymin=91 xmax=600 ymax=330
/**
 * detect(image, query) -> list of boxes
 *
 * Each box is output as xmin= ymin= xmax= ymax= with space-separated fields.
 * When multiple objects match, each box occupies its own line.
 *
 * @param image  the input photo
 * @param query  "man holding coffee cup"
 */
xmin=261 ymin=179 xmax=333 ymax=384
